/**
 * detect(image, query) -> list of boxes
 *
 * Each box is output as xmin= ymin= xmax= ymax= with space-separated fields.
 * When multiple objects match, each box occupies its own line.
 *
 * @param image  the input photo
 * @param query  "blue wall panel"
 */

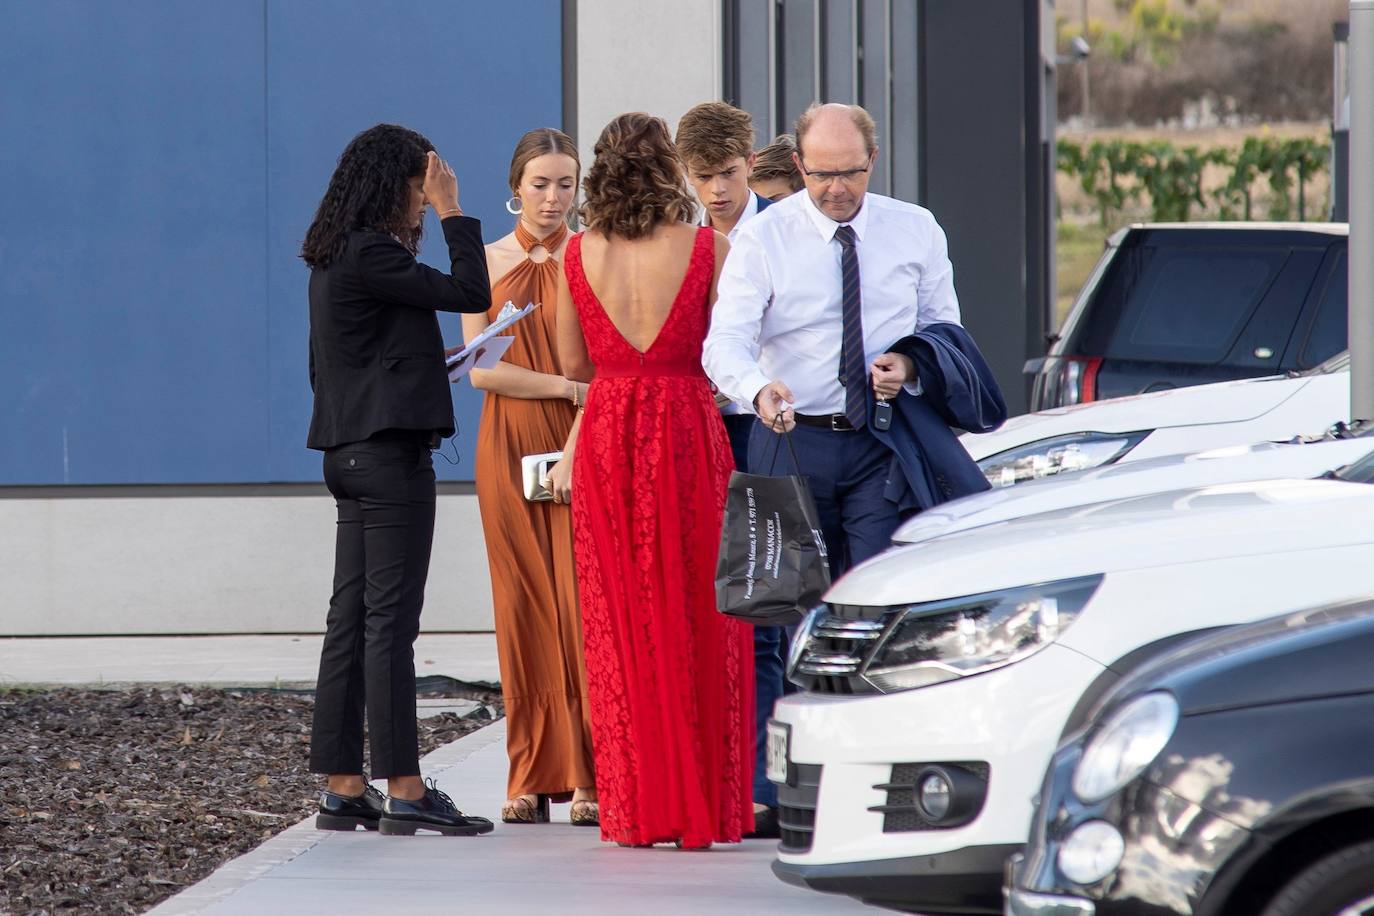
xmin=1 ymin=1 xmax=269 ymax=484
xmin=264 ymin=0 xmax=564 ymax=482
xmin=0 ymin=0 xmax=564 ymax=484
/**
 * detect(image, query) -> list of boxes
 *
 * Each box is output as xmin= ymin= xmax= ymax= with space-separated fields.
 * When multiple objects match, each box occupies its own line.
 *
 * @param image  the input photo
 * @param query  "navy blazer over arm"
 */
xmin=869 ymin=322 xmax=1008 ymax=513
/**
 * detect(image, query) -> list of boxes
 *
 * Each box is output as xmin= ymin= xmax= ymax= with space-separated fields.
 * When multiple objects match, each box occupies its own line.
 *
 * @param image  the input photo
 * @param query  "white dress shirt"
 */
xmin=703 ymin=190 xmax=961 ymax=415
xmin=703 ymin=190 xmax=764 ymax=415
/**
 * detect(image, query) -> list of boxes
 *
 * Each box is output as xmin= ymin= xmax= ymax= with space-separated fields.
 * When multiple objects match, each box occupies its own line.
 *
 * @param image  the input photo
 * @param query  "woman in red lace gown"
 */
xmin=555 ymin=113 xmax=754 ymax=848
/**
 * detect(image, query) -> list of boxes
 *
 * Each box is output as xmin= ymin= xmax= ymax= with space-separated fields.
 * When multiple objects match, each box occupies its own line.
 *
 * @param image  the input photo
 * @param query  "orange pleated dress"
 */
xmin=473 ymin=221 xmax=595 ymax=799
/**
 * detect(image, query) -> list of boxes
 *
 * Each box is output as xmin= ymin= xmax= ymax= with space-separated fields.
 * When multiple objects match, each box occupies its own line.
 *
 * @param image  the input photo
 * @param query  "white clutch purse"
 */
xmin=520 ymin=451 xmax=564 ymax=502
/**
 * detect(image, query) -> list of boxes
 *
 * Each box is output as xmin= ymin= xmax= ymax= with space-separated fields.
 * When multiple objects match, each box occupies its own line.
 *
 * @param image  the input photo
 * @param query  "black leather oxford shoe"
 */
xmin=378 ymin=779 xmax=494 ymax=837
xmin=315 ymin=783 xmax=386 ymax=831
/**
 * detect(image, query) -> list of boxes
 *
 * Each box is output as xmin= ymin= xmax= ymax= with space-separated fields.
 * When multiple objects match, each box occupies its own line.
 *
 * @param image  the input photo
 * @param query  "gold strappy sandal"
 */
xmin=569 ymin=799 xmax=600 ymax=827
xmin=501 ymin=794 xmax=551 ymax=824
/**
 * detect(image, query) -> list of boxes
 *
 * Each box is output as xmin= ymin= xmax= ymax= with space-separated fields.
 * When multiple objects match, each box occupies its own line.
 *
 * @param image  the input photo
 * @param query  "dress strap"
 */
xmin=694 ymin=225 xmax=715 ymax=270
xmin=515 ymin=220 xmax=569 ymax=255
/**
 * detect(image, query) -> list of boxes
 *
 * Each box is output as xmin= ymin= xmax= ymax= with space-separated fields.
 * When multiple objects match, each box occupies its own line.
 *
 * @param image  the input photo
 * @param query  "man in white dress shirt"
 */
xmin=703 ymin=102 xmax=962 ymax=575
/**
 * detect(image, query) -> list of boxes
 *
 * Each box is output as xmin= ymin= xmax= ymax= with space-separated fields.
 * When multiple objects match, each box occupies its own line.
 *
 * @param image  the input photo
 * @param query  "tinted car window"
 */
xmin=1104 ymin=247 xmax=1286 ymax=363
xmin=1299 ymin=251 xmax=1348 ymax=369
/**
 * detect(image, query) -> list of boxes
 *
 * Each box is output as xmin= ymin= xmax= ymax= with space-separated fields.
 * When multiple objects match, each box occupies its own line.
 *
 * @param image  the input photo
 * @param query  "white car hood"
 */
xmin=893 ymin=437 xmax=1374 ymax=545
xmin=828 ymin=477 xmax=1374 ymax=607
xmin=961 ymin=373 xmax=1313 ymax=461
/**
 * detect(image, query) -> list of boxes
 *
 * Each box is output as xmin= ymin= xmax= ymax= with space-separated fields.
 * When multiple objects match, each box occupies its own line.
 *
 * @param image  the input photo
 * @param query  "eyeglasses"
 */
xmin=797 ymin=153 xmax=874 ymax=185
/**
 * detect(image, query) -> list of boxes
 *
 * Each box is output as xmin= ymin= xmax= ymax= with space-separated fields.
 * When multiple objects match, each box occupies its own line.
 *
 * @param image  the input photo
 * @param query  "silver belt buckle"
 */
xmin=831 ymin=414 xmax=848 ymax=431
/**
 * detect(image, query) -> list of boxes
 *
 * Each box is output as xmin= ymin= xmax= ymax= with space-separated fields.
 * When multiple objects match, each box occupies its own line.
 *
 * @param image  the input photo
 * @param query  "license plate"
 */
xmin=765 ymin=719 xmax=791 ymax=785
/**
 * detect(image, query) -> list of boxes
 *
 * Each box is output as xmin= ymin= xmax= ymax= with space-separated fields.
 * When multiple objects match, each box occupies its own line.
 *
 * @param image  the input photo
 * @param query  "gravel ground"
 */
xmin=0 ymin=682 xmax=502 ymax=915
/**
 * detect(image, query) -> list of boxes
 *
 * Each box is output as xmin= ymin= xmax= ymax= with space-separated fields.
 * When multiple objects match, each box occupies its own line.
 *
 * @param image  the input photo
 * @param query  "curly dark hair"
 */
xmin=300 ymin=124 xmax=435 ymax=269
xmin=580 ymin=113 xmax=696 ymax=240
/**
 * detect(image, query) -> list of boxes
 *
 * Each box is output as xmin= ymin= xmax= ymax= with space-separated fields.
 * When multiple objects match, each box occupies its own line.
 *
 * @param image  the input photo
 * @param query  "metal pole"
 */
xmin=1333 ymin=22 xmax=1350 ymax=221
xmin=1351 ymin=1 xmax=1374 ymax=422
xmin=1081 ymin=0 xmax=1090 ymax=125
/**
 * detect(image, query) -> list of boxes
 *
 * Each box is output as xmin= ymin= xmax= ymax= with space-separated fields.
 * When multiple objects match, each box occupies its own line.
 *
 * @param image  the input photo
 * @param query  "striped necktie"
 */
xmin=834 ymin=224 xmax=866 ymax=429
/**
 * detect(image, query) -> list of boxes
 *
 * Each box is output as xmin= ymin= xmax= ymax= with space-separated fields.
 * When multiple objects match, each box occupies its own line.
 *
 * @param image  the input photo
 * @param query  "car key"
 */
xmin=873 ymin=397 xmax=893 ymax=431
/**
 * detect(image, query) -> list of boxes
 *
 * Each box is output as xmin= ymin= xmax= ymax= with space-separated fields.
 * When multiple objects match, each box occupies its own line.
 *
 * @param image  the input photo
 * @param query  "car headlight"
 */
xmin=860 ymin=576 xmax=1102 ymax=693
xmin=978 ymin=431 xmax=1151 ymax=488
xmin=1058 ymin=821 xmax=1126 ymax=885
xmin=1072 ymin=691 xmax=1179 ymax=803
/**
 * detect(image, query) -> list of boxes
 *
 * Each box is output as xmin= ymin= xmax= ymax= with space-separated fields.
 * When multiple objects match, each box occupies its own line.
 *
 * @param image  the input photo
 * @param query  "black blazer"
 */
xmin=307 ymin=216 xmax=490 ymax=450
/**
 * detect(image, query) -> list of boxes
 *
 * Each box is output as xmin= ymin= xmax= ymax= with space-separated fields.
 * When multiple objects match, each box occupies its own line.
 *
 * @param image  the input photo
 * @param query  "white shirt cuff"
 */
xmin=742 ymin=369 xmax=776 ymax=413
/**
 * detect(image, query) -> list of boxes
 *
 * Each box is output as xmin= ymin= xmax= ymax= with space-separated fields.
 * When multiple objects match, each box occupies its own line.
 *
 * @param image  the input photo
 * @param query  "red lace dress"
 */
xmin=565 ymin=226 xmax=755 ymax=847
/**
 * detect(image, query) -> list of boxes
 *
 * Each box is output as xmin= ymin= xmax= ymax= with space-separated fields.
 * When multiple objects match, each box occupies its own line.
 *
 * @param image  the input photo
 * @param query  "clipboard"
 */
xmin=446 ymin=336 xmax=515 ymax=380
xmin=446 ymin=301 xmax=538 ymax=382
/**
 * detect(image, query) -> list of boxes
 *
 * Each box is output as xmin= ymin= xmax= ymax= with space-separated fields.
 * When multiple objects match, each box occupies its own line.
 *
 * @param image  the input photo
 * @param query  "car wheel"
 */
xmin=1261 ymin=839 xmax=1374 ymax=916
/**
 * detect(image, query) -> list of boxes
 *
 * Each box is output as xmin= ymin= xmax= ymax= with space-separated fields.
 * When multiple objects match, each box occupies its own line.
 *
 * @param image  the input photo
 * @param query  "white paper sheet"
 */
xmin=445 ymin=301 xmax=537 ymax=382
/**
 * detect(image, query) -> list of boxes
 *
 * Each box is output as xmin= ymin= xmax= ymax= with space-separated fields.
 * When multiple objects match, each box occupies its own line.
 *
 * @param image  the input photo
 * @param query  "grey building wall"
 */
xmin=921 ymin=0 xmax=1053 ymax=409
xmin=574 ymin=0 xmax=721 ymax=172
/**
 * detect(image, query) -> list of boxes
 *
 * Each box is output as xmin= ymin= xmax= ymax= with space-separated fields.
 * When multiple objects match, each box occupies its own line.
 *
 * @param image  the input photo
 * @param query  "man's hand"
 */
xmin=871 ymin=352 xmax=915 ymax=400
xmin=754 ymin=380 xmax=796 ymax=433
xmin=545 ymin=455 xmax=573 ymax=505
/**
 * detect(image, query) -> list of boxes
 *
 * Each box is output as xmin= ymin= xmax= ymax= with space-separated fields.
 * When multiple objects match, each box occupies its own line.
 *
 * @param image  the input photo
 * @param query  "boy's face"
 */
xmin=685 ymin=154 xmax=755 ymax=227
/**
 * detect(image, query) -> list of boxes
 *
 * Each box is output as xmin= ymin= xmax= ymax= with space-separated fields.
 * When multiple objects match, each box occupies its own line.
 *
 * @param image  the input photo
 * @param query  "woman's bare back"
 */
xmin=576 ymin=222 xmax=702 ymax=353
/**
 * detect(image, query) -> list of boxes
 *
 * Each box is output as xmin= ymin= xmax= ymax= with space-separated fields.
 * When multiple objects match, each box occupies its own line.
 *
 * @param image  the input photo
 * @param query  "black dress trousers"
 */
xmin=309 ymin=432 xmax=437 ymax=779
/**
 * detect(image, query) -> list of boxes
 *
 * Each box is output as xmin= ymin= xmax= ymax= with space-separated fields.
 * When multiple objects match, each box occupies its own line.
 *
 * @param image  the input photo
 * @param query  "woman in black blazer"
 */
xmin=300 ymin=123 xmax=492 ymax=837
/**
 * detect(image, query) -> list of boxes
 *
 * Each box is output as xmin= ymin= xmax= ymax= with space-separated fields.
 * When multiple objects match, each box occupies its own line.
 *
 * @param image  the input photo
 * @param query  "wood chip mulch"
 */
xmin=0 ymin=683 xmax=502 ymax=915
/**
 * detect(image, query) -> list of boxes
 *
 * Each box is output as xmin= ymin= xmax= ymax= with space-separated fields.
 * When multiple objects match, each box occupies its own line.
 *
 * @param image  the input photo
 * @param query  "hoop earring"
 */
xmin=505 ymin=196 xmax=523 ymax=215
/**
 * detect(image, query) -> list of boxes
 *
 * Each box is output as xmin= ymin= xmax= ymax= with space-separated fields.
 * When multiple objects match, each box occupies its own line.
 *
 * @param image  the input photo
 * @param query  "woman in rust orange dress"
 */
xmin=462 ymin=128 xmax=597 ymax=825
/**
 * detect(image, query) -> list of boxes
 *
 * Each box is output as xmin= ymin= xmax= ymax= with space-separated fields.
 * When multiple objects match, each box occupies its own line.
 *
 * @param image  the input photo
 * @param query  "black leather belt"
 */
xmin=793 ymin=412 xmax=858 ymax=432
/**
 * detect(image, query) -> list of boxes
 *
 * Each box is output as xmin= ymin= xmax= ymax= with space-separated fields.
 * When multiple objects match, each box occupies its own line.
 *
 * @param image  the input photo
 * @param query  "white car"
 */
xmin=896 ymin=434 xmax=1374 ymax=546
xmin=768 ymin=450 xmax=1374 ymax=915
xmin=963 ymin=353 xmax=1350 ymax=489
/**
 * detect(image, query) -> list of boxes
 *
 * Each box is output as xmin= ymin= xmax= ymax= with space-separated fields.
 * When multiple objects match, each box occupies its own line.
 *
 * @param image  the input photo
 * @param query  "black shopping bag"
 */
xmin=715 ymin=431 xmax=830 ymax=626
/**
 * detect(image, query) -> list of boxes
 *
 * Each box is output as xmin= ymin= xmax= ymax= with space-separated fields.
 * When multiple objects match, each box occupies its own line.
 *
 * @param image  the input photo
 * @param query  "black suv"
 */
xmin=1029 ymin=222 xmax=1349 ymax=410
xmin=1008 ymin=596 xmax=1374 ymax=916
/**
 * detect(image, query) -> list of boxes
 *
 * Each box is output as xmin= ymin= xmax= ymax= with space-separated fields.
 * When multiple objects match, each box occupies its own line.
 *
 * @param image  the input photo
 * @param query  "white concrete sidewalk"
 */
xmin=150 ymin=720 xmax=870 ymax=916
xmin=0 ymin=633 xmax=499 ymax=687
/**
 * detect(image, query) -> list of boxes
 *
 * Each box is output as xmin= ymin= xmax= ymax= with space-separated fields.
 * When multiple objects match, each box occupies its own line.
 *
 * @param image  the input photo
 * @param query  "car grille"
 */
xmin=777 ymin=763 xmax=822 ymax=853
xmin=790 ymin=604 xmax=891 ymax=694
xmin=871 ymin=762 xmax=991 ymax=832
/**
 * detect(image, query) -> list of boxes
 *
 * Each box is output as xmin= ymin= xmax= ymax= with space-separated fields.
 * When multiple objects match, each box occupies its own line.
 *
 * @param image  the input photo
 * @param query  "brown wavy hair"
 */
xmin=580 ymin=113 xmax=696 ymax=240
xmin=751 ymin=133 xmax=804 ymax=192
xmin=675 ymin=101 xmax=755 ymax=168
